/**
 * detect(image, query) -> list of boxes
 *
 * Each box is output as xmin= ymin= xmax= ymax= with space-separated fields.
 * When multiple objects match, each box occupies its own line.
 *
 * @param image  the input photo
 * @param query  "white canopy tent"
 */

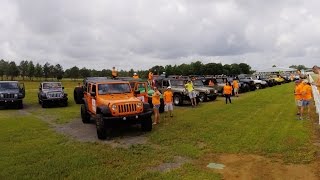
xmin=255 ymin=67 xmax=297 ymax=75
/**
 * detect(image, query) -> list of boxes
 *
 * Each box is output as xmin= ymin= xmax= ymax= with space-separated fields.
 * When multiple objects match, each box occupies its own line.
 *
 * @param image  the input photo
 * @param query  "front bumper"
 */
xmin=42 ymin=97 xmax=68 ymax=103
xmin=101 ymin=110 xmax=153 ymax=124
xmin=0 ymin=99 xmax=22 ymax=105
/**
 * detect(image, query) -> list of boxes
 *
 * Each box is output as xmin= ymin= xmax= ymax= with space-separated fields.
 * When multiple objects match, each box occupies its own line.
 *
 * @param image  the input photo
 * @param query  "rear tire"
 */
xmin=199 ymin=93 xmax=207 ymax=102
xmin=41 ymin=101 xmax=47 ymax=108
xmin=81 ymin=105 xmax=91 ymax=123
xmin=141 ymin=116 xmax=152 ymax=131
xmin=17 ymin=101 xmax=23 ymax=109
xmin=96 ymin=114 xmax=107 ymax=140
xmin=209 ymin=95 xmax=217 ymax=101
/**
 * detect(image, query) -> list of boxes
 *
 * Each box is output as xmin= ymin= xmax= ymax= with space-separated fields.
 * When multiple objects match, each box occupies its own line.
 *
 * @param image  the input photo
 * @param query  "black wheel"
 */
xmin=41 ymin=101 xmax=47 ymax=108
xmin=173 ymin=94 xmax=183 ymax=106
xmin=62 ymin=100 xmax=68 ymax=107
xmin=96 ymin=114 xmax=107 ymax=140
xmin=74 ymin=87 xmax=84 ymax=104
xmin=141 ymin=116 xmax=152 ymax=132
xmin=255 ymin=84 xmax=262 ymax=89
xmin=199 ymin=93 xmax=207 ymax=102
xmin=81 ymin=105 xmax=91 ymax=123
xmin=209 ymin=95 xmax=217 ymax=101
xmin=17 ymin=101 xmax=23 ymax=109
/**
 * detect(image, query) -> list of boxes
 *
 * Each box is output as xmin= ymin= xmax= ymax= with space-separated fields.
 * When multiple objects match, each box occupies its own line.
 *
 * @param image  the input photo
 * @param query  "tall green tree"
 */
xmin=7 ymin=61 xmax=20 ymax=80
xmin=54 ymin=64 xmax=64 ymax=81
xmin=27 ymin=61 xmax=35 ymax=80
xmin=69 ymin=66 xmax=80 ymax=80
xmin=35 ymin=63 xmax=43 ymax=80
xmin=43 ymin=62 xmax=51 ymax=80
xmin=79 ymin=67 xmax=91 ymax=78
xmin=19 ymin=60 xmax=29 ymax=80
xmin=0 ymin=59 xmax=8 ymax=80
xmin=239 ymin=63 xmax=251 ymax=74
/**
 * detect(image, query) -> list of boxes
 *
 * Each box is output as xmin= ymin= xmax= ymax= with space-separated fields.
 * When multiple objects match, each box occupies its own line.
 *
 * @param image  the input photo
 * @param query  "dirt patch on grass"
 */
xmin=151 ymin=156 xmax=191 ymax=172
xmin=197 ymin=153 xmax=319 ymax=179
xmin=40 ymin=116 xmax=148 ymax=148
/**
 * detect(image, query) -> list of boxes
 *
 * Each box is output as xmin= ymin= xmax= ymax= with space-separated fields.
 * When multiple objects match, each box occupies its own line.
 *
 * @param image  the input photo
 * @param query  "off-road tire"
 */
xmin=199 ymin=93 xmax=207 ymax=102
xmin=256 ymin=84 xmax=262 ymax=89
xmin=173 ymin=94 xmax=183 ymax=106
xmin=74 ymin=87 xmax=84 ymax=104
xmin=96 ymin=114 xmax=107 ymax=140
xmin=41 ymin=101 xmax=47 ymax=108
xmin=209 ymin=95 xmax=217 ymax=101
xmin=62 ymin=100 xmax=68 ymax=107
xmin=17 ymin=101 xmax=23 ymax=109
xmin=141 ymin=116 xmax=152 ymax=132
xmin=81 ymin=104 xmax=91 ymax=123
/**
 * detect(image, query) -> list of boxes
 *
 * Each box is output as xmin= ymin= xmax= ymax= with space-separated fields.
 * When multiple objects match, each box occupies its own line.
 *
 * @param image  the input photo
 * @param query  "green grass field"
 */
xmin=0 ymin=81 xmax=317 ymax=179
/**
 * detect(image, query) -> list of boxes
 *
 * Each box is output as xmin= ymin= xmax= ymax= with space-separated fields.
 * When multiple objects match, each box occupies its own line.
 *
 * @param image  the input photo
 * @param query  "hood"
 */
xmin=42 ymin=88 xmax=63 ymax=93
xmin=96 ymin=95 xmax=141 ymax=105
xmin=0 ymin=89 xmax=20 ymax=94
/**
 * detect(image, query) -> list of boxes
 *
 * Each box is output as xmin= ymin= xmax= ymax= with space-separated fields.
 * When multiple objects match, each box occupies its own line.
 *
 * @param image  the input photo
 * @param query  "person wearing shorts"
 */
xmin=294 ymin=80 xmax=304 ymax=120
xmin=152 ymin=87 xmax=161 ymax=125
xmin=233 ymin=79 xmax=239 ymax=97
xmin=185 ymin=80 xmax=197 ymax=107
xmin=301 ymin=80 xmax=312 ymax=119
xmin=163 ymin=86 xmax=173 ymax=118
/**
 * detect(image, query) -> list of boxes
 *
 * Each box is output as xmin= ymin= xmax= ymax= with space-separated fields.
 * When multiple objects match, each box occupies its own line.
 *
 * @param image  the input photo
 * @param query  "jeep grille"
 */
xmin=47 ymin=92 xmax=62 ymax=98
xmin=118 ymin=103 xmax=137 ymax=114
xmin=2 ymin=94 xmax=15 ymax=99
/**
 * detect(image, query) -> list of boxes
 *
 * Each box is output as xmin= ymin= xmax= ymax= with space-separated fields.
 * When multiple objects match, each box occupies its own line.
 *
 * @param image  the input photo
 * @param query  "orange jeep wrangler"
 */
xmin=80 ymin=78 xmax=153 ymax=139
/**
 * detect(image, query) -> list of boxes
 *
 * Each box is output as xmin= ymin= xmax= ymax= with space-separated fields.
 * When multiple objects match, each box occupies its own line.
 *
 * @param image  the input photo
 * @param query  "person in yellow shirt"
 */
xmin=163 ymin=86 xmax=173 ymax=118
xmin=148 ymin=71 xmax=153 ymax=86
xmin=223 ymin=82 xmax=233 ymax=104
xmin=152 ymin=87 xmax=161 ymax=125
xmin=294 ymin=80 xmax=304 ymax=120
xmin=185 ymin=80 xmax=197 ymax=107
xmin=112 ymin=67 xmax=118 ymax=79
xmin=133 ymin=73 xmax=139 ymax=79
xmin=301 ymin=80 xmax=312 ymax=119
xmin=232 ymin=78 xmax=239 ymax=97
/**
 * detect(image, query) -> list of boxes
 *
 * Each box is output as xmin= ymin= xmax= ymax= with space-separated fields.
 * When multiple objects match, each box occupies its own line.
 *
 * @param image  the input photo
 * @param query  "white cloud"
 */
xmin=0 ymin=0 xmax=319 ymax=71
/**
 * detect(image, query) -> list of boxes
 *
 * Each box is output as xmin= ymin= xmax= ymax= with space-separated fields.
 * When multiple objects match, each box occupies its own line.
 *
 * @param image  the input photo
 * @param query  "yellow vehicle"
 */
xmin=80 ymin=78 xmax=153 ymax=139
xmin=270 ymin=75 xmax=285 ymax=85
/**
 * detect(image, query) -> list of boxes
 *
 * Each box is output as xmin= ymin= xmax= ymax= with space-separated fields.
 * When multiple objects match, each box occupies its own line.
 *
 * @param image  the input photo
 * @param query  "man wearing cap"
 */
xmin=133 ymin=73 xmax=139 ymax=79
xmin=294 ymin=80 xmax=304 ymax=120
xmin=163 ymin=86 xmax=174 ymax=118
xmin=301 ymin=80 xmax=312 ymax=119
xmin=112 ymin=67 xmax=118 ymax=79
xmin=185 ymin=79 xmax=197 ymax=107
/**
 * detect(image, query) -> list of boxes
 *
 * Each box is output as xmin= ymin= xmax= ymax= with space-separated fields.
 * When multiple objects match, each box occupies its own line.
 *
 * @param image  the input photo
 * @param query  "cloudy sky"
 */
xmin=0 ymin=0 xmax=319 ymax=71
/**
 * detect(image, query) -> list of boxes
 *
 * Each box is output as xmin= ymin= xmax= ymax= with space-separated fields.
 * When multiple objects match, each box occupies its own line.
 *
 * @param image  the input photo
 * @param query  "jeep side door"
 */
xmin=86 ymin=83 xmax=95 ymax=114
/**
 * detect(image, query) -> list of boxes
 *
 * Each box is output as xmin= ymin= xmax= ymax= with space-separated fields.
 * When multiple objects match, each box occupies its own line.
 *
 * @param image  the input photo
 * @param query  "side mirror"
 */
xmin=90 ymin=92 xmax=96 ymax=97
xmin=62 ymin=87 xmax=65 ymax=89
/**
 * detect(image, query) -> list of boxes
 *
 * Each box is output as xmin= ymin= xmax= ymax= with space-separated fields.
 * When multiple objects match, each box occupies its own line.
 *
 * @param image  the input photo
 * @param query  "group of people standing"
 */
xmin=294 ymin=79 xmax=312 ymax=120
xmin=222 ymin=79 xmax=240 ymax=104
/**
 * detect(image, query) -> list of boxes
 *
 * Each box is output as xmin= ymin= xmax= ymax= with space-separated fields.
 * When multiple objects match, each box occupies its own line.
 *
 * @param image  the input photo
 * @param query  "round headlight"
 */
xmin=0 ymin=94 xmax=3 ymax=98
xmin=60 ymin=93 xmax=64 ymax=97
xmin=137 ymin=102 xmax=143 ymax=108
xmin=205 ymin=89 xmax=210 ymax=94
xmin=14 ymin=94 xmax=18 ymax=98
xmin=214 ymin=90 xmax=218 ymax=93
xmin=111 ymin=104 xmax=117 ymax=111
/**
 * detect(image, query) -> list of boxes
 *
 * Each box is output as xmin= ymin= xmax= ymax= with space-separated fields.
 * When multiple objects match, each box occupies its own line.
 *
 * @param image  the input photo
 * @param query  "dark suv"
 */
xmin=0 ymin=81 xmax=25 ymax=109
xmin=38 ymin=82 xmax=68 ymax=108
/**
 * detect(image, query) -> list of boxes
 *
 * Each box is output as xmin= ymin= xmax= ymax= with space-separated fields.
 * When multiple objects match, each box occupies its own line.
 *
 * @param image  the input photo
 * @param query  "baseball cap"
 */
xmin=167 ymin=86 xmax=171 ymax=89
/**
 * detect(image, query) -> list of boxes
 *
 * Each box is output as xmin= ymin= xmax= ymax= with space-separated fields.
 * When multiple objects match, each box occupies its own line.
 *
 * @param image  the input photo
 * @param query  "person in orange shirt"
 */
xmin=112 ymin=67 xmax=118 ymax=79
xmin=223 ymin=82 xmax=233 ymax=104
xmin=232 ymin=78 xmax=239 ymax=97
xmin=148 ymin=70 xmax=153 ymax=86
xmin=152 ymin=86 xmax=161 ymax=125
xmin=294 ymin=80 xmax=304 ymax=120
xmin=163 ymin=86 xmax=173 ymax=118
xmin=301 ymin=80 xmax=312 ymax=119
xmin=133 ymin=72 xmax=139 ymax=79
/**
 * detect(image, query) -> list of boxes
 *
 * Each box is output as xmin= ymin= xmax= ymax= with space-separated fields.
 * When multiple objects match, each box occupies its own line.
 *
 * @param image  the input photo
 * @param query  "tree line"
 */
xmin=0 ymin=59 xmax=256 ymax=81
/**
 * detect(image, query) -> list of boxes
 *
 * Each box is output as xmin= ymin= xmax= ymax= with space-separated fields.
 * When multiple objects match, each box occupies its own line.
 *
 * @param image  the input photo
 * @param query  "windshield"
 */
xmin=170 ymin=80 xmax=185 ymax=86
xmin=43 ymin=82 xmax=62 ymax=89
xmin=98 ymin=83 xmax=131 ymax=94
xmin=216 ymin=79 xmax=224 ymax=83
xmin=0 ymin=82 xmax=19 ymax=90
xmin=192 ymin=80 xmax=204 ymax=86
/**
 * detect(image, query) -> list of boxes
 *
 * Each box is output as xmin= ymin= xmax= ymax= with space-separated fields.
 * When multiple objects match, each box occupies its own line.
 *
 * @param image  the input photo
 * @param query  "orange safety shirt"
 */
xmin=152 ymin=91 xmax=161 ymax=105
xmin=163 ymin=90 xmax=173 ymax=103
xmin=302 ymin=84 xmax=312 ymax=100
xmin=233 ymin=80 xmax=239 ymax=89
xmin=223 ymin=85 xmax=233 ymax=95
xmin=133 ymin=75 xmax=139 ymax=79
xmin=112 ymin=69 xmax=117 ymax=77
xmin=294 ymin=83 xmax=304 ymax=100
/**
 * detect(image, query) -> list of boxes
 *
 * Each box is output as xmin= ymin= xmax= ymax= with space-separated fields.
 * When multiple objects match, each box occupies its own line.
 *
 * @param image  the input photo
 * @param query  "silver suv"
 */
xmin=0 ymin=81 xmax=25 ymax=109
xmin=38 ymin=82 xmax=68 ymax=108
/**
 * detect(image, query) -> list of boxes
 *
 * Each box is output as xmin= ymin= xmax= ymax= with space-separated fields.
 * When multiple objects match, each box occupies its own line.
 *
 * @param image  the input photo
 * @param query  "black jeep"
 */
xmin=0 ymin=81 xmax=25 ymax=109
xmin=38 ymin=82 xmax=68 ymax=108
